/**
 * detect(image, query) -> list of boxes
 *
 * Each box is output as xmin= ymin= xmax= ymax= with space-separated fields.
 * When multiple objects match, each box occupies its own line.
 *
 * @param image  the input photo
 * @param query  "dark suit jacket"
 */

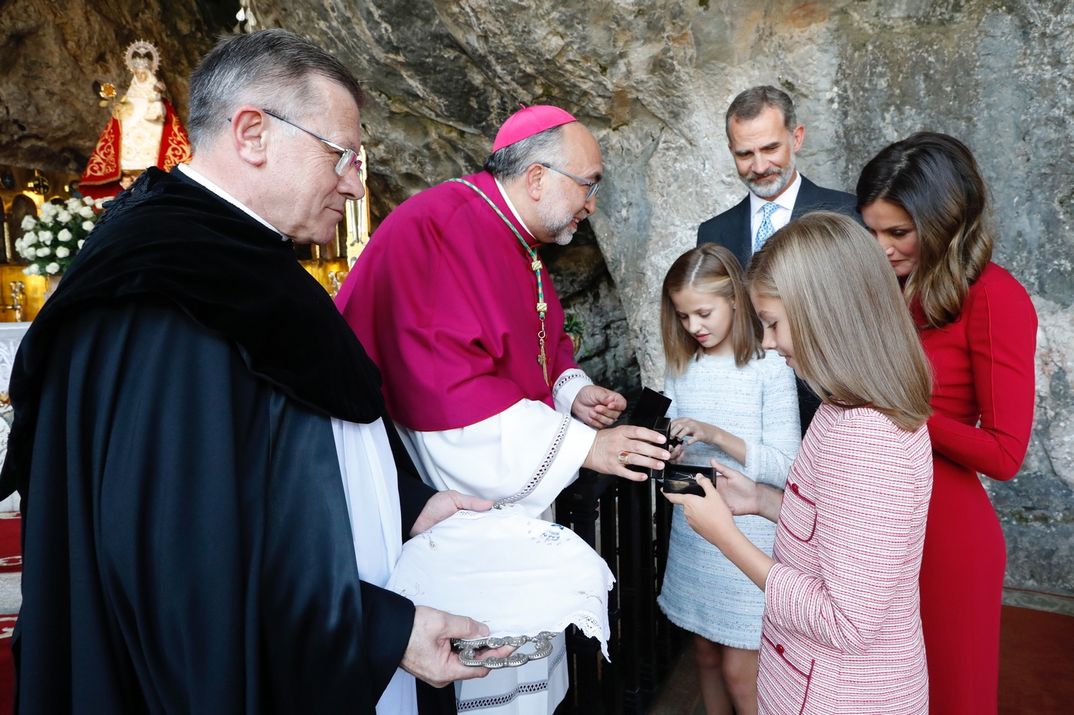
xmin=697 ymin=173 xmax=858 ymax=272
xmin=696 ymin=174 xmax=858 ymax=434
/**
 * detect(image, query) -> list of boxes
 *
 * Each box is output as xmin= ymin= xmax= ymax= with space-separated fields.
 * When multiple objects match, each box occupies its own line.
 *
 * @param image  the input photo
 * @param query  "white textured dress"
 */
xmin=657 ymin=351 xmax=800 ymax=648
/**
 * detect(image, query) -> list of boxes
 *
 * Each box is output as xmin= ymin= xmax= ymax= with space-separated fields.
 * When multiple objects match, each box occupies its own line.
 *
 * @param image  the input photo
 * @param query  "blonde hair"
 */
xmin=661 ymin=244 xmax=761 ymax=375
xmin=856 ymin=132 xmax=993 ymax=328
xmin=747 ymin=212 xmax=932 ymax=431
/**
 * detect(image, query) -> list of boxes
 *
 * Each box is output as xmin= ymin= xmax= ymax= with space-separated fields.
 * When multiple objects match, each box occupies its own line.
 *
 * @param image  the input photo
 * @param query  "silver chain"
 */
xmin=452 ymin=631 xmax=557 ymax=669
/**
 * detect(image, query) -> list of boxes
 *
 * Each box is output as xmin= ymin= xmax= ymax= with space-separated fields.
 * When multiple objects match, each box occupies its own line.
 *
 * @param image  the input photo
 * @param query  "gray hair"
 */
xmin=725 ymin=85 xmax=797 ymax=137
xmin=187 ymin=29 xmax=364 ymax=150
xmin=482 ymin=124 xmax=570 ymax=181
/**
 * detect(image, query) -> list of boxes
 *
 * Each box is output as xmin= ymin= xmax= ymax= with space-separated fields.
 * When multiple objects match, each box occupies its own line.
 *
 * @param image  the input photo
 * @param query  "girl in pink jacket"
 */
xmin=665 ymin=212 xmax=933 ymax=715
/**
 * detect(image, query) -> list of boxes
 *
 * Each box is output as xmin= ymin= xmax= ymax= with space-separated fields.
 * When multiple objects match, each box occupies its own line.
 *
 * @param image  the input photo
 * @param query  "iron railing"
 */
xmin=554 ymin=469 xmax=685 ymax=713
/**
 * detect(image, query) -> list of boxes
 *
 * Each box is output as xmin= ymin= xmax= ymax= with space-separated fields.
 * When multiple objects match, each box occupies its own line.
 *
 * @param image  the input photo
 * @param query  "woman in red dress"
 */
xmin=857 ymin=132 xmax=1037 ymax=714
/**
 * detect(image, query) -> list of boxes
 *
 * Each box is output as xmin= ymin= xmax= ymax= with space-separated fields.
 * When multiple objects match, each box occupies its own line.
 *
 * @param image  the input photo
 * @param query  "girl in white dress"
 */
xmin=656 ymin=244 xmax=800 ymax=715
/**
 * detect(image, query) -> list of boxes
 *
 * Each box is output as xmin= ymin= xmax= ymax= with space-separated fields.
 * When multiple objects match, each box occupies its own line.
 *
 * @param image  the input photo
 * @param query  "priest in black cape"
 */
xmin=0 ymin=29 xmax=497 ymax=714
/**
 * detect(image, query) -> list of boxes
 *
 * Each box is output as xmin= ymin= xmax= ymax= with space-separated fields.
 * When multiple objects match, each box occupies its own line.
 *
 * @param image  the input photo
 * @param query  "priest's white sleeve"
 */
xmin=397 ymin=398 xmax=597 ymax=518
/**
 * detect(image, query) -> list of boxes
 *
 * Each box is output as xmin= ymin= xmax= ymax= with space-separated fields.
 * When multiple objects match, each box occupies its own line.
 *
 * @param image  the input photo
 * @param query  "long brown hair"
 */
xmin=856 ymin=132 xmax=993 ymax=329
xmin=661 ymin=244 xmax=761 ymax=376
xmin=747 ymin=213 xmax=932 ymax=431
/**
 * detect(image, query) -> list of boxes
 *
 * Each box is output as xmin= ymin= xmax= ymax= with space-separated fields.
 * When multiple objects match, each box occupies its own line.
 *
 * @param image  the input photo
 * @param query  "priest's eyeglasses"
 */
xmin=262 ymin=109 xmax=363 ymax=178
xmin=539 ymin=162 xmax=601 ymax=201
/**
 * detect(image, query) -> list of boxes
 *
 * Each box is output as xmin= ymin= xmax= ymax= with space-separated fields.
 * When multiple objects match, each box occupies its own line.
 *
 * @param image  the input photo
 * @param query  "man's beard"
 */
xmin=537 ymin=188 xmax=580 ymax=245
xmin=549 ymin=224 xmax=575 ymax=246
xmin=742 ymin=155 xmax=796 ymax=199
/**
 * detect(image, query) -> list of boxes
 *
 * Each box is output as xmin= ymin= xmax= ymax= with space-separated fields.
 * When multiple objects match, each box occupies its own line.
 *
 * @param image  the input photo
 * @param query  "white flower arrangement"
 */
xmin=16 ymin=196 xmax=106 ymax=276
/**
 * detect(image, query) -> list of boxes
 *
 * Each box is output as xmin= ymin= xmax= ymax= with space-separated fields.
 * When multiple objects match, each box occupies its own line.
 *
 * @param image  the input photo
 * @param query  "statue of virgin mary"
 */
xmin=79 ymin=41 xmax=192 ymax=199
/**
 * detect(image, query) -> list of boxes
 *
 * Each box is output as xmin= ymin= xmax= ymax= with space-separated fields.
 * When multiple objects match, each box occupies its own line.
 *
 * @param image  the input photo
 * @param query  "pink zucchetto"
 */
xmin=491 ymin=104 xmax=577 ymax=152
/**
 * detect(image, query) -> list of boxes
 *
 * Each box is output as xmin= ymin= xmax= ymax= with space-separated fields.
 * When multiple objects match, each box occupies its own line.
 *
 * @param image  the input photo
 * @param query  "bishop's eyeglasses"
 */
xmin=262 ymin=108 xmax=363 ymax=178
xmin=539 ymin=162 xmax=601 ymax=201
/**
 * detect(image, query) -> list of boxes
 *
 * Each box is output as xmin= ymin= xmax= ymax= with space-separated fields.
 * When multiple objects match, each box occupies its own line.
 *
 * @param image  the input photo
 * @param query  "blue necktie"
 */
xmin=754 ymin=202 xmax=779 ymax=253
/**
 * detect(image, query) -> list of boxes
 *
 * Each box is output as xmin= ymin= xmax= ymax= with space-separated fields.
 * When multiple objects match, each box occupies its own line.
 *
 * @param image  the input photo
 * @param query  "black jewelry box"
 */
xmin=627 ymin=387 xmax=713 ymax=497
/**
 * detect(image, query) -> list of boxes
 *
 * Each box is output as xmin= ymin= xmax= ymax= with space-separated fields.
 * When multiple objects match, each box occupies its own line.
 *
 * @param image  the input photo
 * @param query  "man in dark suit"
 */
xmin=697 ymin=86 xmax=857 ymax=431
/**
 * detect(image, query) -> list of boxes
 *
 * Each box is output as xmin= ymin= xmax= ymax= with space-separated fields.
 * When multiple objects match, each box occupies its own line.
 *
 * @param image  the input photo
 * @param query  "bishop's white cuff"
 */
xmin=552 ymin=368 xmax=593 ymax=415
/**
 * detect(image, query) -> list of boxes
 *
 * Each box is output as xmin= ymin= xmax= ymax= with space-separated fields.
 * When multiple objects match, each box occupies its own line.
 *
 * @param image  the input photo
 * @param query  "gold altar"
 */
xmin=0 ymin=151 xmax=372 ymax=324
xmin=0 ymin=34 xmax=371 ymax=323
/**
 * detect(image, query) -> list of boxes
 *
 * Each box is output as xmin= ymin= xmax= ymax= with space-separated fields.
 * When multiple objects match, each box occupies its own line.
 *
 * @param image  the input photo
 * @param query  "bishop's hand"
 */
xmin=583 ymin=425 xmax=668 ymax=480
xmin=572 ymin=385 xmax=626 ymax=428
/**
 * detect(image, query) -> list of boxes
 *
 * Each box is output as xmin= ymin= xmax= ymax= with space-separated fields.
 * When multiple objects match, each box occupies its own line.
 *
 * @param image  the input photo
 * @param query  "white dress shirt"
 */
xmin=748 ymin=171 xmax=802 ymax=245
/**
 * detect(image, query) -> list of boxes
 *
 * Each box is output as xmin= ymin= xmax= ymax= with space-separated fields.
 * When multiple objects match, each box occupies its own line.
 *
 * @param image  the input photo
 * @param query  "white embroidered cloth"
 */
xmin=386 ymin=507 xmax=615 ymax=659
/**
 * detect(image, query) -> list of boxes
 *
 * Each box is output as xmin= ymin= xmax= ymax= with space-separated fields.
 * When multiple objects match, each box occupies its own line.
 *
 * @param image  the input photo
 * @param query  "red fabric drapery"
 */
xmin=79 ymin=100 xmax=192 ymax=199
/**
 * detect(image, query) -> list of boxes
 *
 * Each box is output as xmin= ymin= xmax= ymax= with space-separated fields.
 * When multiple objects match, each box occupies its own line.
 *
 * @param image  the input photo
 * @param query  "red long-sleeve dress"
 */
xmin=915 ymin=262 xmax=1037 ymax=714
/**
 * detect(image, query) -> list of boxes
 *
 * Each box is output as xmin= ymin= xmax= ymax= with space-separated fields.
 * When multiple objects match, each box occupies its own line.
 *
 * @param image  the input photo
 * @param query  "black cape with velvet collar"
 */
xmin=1 ymin=166 xmax=384 ymax=499
xmin=2 ymin=168 xmax=453 ymax=713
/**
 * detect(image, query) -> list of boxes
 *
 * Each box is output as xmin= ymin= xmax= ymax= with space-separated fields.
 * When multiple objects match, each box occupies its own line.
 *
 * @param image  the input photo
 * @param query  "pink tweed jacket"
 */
xmin=759 ymin=404 xmax=932 ymax=715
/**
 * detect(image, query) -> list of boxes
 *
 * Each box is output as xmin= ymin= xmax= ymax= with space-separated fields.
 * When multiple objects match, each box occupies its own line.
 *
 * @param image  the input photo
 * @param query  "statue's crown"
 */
xmin=124 ymin=40 xmax=160 ymax=75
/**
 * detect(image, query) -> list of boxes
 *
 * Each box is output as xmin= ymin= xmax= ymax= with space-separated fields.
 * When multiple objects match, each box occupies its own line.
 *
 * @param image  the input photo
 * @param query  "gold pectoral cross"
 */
xmin=537 ymin=320 xmax=549 ymax=386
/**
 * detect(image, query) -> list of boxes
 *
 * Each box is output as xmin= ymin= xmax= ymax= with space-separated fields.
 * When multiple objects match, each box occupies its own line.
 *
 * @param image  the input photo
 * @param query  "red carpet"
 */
xmin=0 ymin=513 xmax=20 ymax=574
xmin=0 ymin=615 xmax=12 ymax=713
xmin=999 ymin=603 xmax=1074 ymax=714
xmin=0 ymin=512 xmax=18 ymax=713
